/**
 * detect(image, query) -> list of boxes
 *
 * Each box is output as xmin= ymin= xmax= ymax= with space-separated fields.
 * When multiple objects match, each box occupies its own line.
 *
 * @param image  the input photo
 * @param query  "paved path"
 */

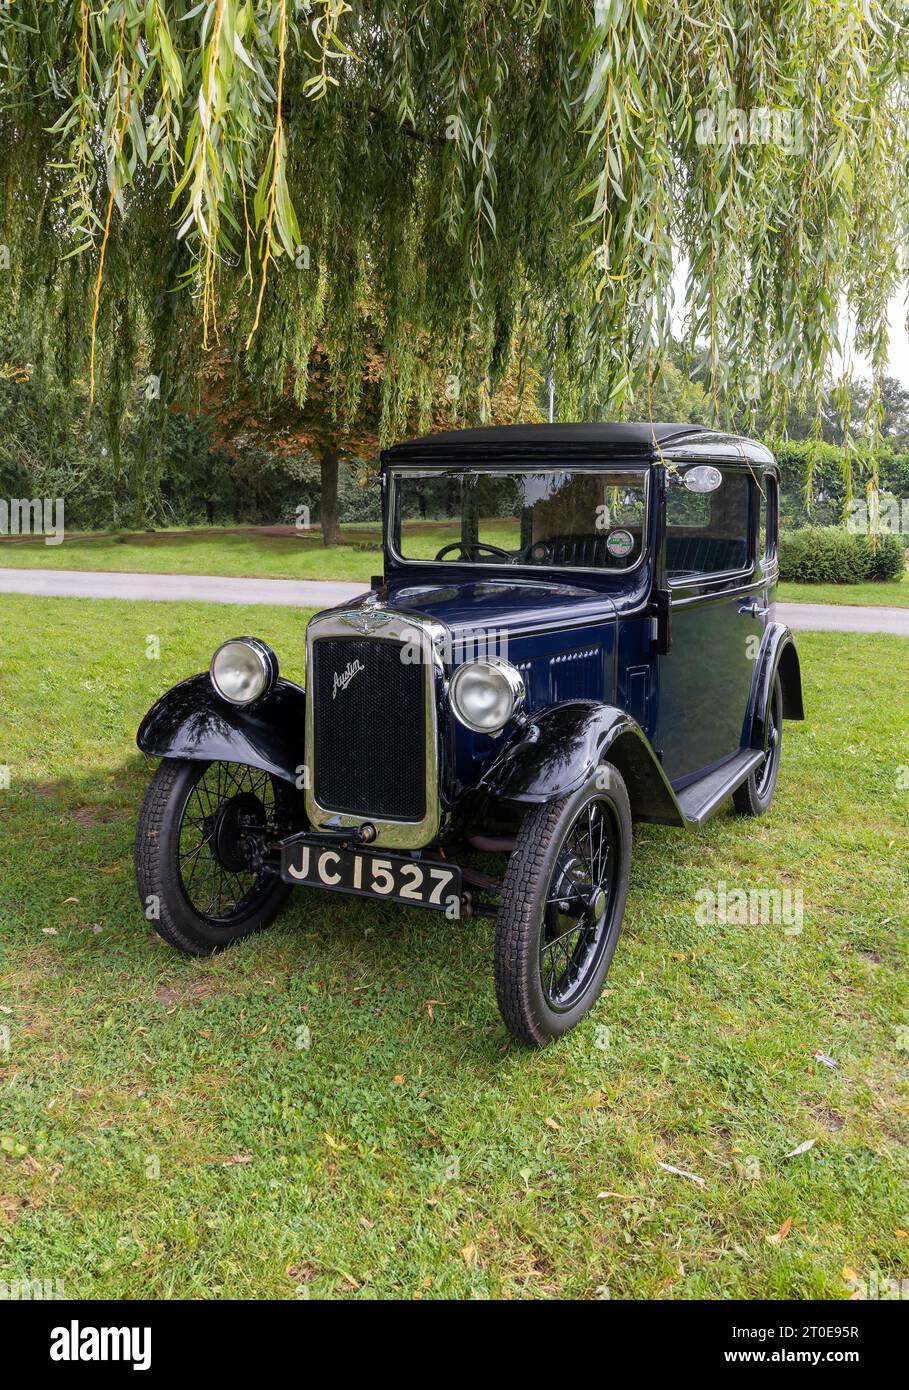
xmin=0 ymin=567 xmax=367 ymax=609
xmin=0 ymin=567 xmax=907 ymax=634
xmin=775 ymin=601 xmax=909 ymax=636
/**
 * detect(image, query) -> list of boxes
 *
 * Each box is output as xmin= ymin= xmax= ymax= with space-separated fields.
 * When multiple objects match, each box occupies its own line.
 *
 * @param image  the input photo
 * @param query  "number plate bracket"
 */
xmin=278 ymin=835 xmax=462 ymax=915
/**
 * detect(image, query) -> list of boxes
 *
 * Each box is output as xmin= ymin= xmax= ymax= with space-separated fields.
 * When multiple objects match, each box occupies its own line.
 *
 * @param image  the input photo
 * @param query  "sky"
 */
xmin=671 ymin=262 xmax=909 ymax=388
xmin=847 ymin=290 xmax=909 ymax=387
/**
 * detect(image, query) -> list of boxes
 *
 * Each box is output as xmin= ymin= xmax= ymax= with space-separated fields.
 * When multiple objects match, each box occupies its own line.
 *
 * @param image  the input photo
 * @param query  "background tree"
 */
xmin=0 ymin=1 xmax=907 ymax=526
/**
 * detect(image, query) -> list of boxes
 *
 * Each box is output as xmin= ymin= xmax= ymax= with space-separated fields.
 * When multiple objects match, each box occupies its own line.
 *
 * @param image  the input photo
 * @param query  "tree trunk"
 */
xmin=320 ymin=446 xmax=342 ymax=546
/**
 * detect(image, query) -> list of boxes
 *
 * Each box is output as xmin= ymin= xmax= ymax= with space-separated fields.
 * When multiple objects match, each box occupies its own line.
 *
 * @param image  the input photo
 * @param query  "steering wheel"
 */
xmin=525 ymin=540 xmax=552 ymax=564
xmin=434 ymin=541 xmax=515 ymax=563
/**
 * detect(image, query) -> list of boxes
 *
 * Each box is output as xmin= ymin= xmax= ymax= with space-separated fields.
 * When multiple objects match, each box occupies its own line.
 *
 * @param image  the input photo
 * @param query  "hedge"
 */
xmin=773 ymin=438 xmax=909 ymax=530
xmin=779 ymin=526 xmax=905 ymax=583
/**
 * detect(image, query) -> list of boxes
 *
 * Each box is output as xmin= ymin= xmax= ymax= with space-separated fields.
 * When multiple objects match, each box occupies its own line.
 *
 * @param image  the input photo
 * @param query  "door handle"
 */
xmin=739 ymin=599 xmax=770 ymax=619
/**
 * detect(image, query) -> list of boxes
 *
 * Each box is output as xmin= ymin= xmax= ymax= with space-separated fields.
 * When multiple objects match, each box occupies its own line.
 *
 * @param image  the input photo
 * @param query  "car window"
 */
xmin=666 ymin=469 xmax=751 ymax=580
xmin=392 ymin=468 xmax=648 ymax=570
xmin=759 ymin=475 xmax=778 ymax=561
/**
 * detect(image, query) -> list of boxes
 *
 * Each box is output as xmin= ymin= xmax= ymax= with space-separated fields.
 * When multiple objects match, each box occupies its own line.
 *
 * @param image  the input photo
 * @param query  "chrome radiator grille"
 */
xmin=311 ymin=636 xmax=426 ymax=821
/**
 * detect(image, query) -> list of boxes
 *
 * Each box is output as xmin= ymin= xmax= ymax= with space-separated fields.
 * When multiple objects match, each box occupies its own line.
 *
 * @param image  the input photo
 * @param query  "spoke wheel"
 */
xmin=733 ymin=674 xmax=784 ymax=817
xmin=495 ymin=767 xmax=632 ymax=1046
xmin=136 ymin=758 xmax=293 ymax=957
xmin=539 ymin=798 xmax=620 ymax=1012
xmin=177 ymin=761 xmax=281 ymax=925
xmin=754 ymin=681 xmax=781 ymax=797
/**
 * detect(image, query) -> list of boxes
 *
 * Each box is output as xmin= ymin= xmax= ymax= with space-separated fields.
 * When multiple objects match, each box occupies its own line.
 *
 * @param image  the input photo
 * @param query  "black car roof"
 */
xmin=383 ymin=422 xmax=774 ymax=465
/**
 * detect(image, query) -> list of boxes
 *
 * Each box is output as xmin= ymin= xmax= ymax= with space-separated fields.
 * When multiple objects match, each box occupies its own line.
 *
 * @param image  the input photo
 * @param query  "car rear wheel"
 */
xmin=135 ymin=758 xmax=291 ymax=956
xmin=733 ymin=675 xmax=783 ymax=817
xmin=494 ymin=768 xmax=632 ymax=1046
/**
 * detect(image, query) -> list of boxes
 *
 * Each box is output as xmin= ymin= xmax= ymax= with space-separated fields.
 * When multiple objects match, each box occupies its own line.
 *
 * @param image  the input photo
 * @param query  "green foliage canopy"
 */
xmin=1 ymin=0 xmax=908 ymax=498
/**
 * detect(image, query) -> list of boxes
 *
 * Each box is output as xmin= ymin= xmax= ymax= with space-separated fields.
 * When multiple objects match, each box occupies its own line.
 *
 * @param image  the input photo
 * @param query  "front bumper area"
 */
xmin=271 ymin=830 xmax=463 ymax=916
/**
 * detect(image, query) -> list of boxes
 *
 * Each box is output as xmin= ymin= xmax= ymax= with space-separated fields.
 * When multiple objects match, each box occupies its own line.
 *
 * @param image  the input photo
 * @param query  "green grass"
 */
xmin=0 ymin=521 xmax=514 ymax=584
xmin=0 ymin=520 xmax=532 ymax=580
xmin=777 ymin=573 xmax=909 ymax=608
xmin=0 ymin=594 xmax=907 ymax=1300
xmin=0 ymin=527 xmax=380 ymax=583
xmin=3 ymin=526 xmax=907 ymax=609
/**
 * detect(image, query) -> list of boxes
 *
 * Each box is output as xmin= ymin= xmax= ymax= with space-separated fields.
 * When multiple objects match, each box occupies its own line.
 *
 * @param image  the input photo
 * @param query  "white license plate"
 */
xmin=281 ymin=841 xmax=461 ymax=915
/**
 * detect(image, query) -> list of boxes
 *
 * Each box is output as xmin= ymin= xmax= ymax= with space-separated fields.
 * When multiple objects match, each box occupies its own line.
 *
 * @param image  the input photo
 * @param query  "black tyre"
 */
xmin=135 ymin=758 xmax=291 ymax=956
xmin=494 ymin=767 xmax=632 ymax=1046
xmin=733 ymin=675 xmax=783 ymax=817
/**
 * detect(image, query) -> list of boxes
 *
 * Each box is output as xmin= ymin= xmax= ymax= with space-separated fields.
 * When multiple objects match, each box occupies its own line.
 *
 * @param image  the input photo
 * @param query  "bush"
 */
xmin=779 ymin=526 xmax=905 ymax=583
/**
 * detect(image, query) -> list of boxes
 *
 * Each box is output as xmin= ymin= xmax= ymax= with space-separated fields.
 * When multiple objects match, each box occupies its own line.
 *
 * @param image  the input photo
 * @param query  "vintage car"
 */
xmin=135 ymin=423 xmax=804 ymax=1045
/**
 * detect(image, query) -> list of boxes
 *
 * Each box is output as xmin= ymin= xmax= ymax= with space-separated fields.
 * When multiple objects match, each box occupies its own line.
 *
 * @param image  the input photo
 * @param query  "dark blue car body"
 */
xmin=136 ymin=422 xmax=804 ymax=1042
xmin=139 ymin=421 xmax=803 ymax=843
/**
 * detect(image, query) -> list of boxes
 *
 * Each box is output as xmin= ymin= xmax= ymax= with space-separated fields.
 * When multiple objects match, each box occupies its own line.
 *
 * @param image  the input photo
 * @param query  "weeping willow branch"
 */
xmin=89 ymin=22 xmax=136 ymax=405
xmin=0 ymin=0 xmax=906 ymax=485
xmin=246 ymin=0 xmax=289 ymax=350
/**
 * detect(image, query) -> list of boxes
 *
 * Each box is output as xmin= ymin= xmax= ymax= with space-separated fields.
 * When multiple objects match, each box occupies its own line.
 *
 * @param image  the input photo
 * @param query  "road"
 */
xmin=0 ymin=567 xmax=907 ymax=635
xmin=0 ymin=567 xmax=368 ymax=610
xmin=774 ymin=601 xmax=909 ymax=636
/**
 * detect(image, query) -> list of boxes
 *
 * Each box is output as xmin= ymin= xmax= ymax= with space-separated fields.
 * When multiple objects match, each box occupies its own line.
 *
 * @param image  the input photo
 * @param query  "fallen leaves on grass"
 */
xmin=544 ymin=1116 xmax=562 ymax=1132
xmin=324 ymin=1132 xmax=346 ymax=1152
xmin=204 ymin=1154 xmax=252 ymax=1166
xmin=842 ymin=1265 xmax=859 ymax=1282
xmin=766 ymin=1216 xmax=792 ymax=1246
xmin=785 ymin=1139 xmax=817 ymax=1158
xmin=0 ymin=1194 xmax=22 ymax=1221
xmin=657 ymin=1162 xmax=706 ymax=1187
xmin=460 ymin=1244 xmax=476 ymax=1265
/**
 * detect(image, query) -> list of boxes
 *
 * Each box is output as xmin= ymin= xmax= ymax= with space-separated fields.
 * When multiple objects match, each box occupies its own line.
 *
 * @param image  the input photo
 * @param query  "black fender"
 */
xmin=747 ymin=623 xmax=804 ymax=752
xmin=479 ymin=701 xmax=685 ymax=827
xmin=136 ymin=673 xmax=306 ymax=785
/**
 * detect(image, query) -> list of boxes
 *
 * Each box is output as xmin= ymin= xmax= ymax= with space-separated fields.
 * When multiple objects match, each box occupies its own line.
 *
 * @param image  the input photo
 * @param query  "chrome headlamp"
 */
xmin=210 ymin=637 xmax=278 ymax=706
xmin=449 ymin=657 xmax=525 ymax=735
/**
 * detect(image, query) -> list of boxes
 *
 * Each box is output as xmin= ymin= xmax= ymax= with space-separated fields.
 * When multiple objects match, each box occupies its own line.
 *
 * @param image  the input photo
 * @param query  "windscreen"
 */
xmin=391 ymin=468 xmax=648 ymax=570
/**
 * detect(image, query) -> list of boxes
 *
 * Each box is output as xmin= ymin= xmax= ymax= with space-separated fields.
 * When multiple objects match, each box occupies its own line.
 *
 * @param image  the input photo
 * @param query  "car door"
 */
xmin=654 ymin=463 xmax=764 ymax=784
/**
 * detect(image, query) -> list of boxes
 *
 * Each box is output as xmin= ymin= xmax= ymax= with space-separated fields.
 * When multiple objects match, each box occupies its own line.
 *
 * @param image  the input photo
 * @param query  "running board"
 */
xmin=675 ymin=750 xmax=765 ymax=827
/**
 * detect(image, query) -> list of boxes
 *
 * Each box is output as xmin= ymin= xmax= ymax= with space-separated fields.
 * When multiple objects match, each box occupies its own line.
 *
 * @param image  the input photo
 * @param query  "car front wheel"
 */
xmin=135 ymin=758 xmax=292 ymax=956
xmin=494 ymin=768 xmax=632 ymax=1046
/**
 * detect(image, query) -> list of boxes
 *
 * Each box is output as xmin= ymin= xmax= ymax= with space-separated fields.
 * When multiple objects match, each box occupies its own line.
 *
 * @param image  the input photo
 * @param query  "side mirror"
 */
xmin=681 ymin=465 xmax=722 ymax=493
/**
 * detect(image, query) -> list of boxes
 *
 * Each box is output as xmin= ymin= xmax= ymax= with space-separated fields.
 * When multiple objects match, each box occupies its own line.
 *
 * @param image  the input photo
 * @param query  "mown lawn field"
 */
xmin=0 ymin=527 xmax=380 ymax=583
xmin=776 ymin=575 xmax=908 ymax=608
xmin=0 ymin=521 xmax=516 ymax=582
xmin=0 ymin=594 xmax=906 ymax=1299
xmin=3 ymin=527 xmax=906 ymax=608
